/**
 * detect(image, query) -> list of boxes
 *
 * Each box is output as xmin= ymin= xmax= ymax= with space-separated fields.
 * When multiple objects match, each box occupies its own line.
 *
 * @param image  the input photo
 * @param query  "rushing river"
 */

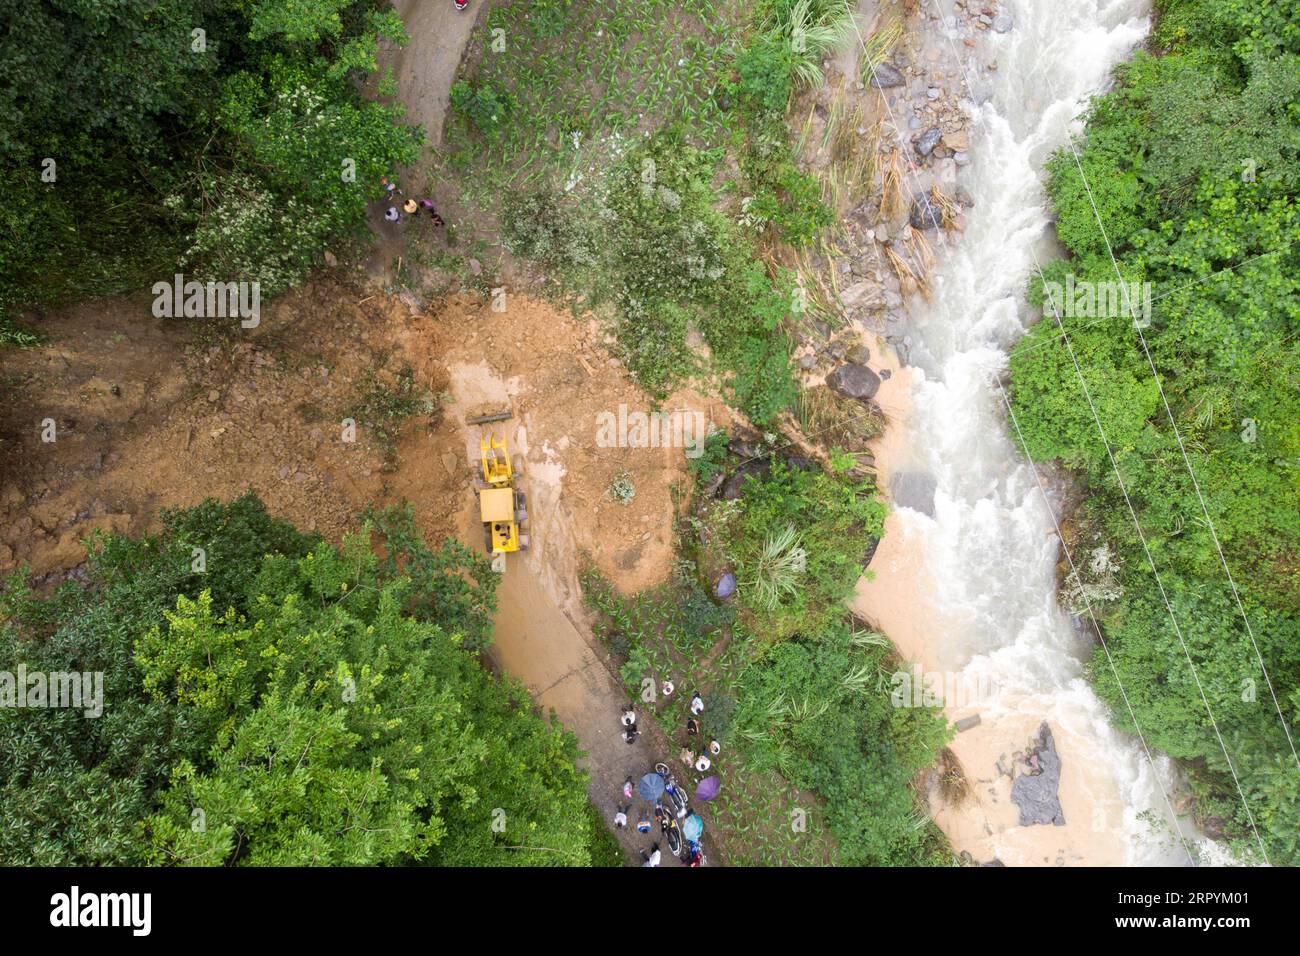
xmin=854 ymin=0 xmax=1225 ymax=865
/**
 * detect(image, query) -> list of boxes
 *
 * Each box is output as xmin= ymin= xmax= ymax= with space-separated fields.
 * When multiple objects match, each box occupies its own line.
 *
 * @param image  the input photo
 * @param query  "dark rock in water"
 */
xmin=848 ymin=344 xmax=871 ymax=366
xmin=915 ymin=127 xmax=942 ymax=157
xmin=784 ymin=455 xmax=816 ymax=472
xmin=910 ymin=192 xmax=943 ymax=230
xmin=1010 ymin=722 xmax=1066 ymax=827
xmin=982 ymin=858 xmax=1006 ymax=867
xmin=868 ymin=63 xmax=906 ymax=88
xmin=826 ymin=363 xmax=881 ymax=401
xmin=861 ymin=536 xmax=880 ymax=568
xmin=713 ymin=571 xmax=737 ymax=600
xmin=891 ymin=471 xmax=937 ymax=517
xmin=721 ymin=458 xmax=771 ymax=499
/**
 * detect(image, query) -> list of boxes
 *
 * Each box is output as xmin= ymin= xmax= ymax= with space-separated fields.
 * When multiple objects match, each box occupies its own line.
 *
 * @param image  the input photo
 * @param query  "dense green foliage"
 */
xmin=0 ymin=496 xmax=596 ymax=866
xmin=732 ymin=620 xmax=950 ymax=866
xmin=1008 ymin=0 xmax=1300 ymax=862
xmin=723 ymin=459 xmax=886 ymax=641
xmin=0 ymin=0 xmax=420 ymax=326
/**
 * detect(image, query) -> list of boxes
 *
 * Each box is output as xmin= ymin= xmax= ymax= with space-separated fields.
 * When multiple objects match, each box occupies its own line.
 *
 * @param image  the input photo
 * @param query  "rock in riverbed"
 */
xmin=915 ymin=127 xmax=943 ymax=157
xmin=891 ymin=471 xmax=938 ymax=517
xmin=910 ymin=192 xmax=943 ymax=230
xmin=868 ymin=63 xmax=906 ymax=88
xmin=1010 ymin=722 xmax=1066 ymax=827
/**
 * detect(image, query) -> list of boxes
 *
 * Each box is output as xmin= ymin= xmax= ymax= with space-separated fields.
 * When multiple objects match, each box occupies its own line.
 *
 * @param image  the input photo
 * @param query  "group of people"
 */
xmin=380 ymin=176 xmax=444 ymax=227
xmin=612 ymin=687 xmax=717 ymax=866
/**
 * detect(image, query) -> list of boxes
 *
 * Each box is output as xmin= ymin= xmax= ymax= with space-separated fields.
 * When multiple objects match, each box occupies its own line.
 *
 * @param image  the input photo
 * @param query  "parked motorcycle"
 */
xmin=654 ymin=762 xmax=689 ymax=819
xmin=655 ymin=804 xmax=683 ymax=856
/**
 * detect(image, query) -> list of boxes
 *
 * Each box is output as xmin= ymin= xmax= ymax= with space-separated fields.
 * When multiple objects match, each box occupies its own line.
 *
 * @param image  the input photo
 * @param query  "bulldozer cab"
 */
xmin=480 ymin=433 xmax=513 ymax=486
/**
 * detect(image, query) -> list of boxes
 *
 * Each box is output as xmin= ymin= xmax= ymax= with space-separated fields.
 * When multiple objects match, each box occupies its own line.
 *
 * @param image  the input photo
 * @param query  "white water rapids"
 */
xmin=856 ymin=0 xmax=1229 ymax=865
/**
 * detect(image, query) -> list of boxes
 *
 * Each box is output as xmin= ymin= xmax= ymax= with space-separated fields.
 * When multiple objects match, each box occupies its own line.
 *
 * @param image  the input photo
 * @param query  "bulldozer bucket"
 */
xmin=466 ymin=408 xmax=514 ymax=426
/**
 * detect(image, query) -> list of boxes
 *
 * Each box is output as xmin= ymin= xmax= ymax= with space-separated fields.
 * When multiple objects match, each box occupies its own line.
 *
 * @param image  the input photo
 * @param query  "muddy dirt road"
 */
xmin=380 ymin=0 xmax=482 ymax=153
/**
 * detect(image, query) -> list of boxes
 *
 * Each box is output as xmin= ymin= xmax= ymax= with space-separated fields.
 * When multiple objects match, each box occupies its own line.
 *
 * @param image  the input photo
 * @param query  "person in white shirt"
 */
xmin=689 ymin=694 xmax=704 ymax=716
xmin=613 ymin=806 xmax=629 ymax=829
xmin=640 ymin=843 xmax=661 ymax=867
xmin=694 ymin=755 xmax=711 ymax=773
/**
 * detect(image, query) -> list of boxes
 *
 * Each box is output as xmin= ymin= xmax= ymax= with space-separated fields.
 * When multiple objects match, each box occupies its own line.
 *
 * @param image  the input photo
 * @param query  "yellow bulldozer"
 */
xmin=476 ymin=431 xmax=528 ymax=555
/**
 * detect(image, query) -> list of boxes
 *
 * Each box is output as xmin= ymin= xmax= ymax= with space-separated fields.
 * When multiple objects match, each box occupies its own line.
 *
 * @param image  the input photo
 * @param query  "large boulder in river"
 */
xmin=909 ymin=192 xmax=943 ymax=230
xmin=826 ymin=363 xmax=881 ymax=401
xmin=1010 ymin=723 xmax=1066 ymax=827
xmin=890 ymin=471 xmax=937 ymax=517
xmin=868 ymin=63 xmax=905 ymax=88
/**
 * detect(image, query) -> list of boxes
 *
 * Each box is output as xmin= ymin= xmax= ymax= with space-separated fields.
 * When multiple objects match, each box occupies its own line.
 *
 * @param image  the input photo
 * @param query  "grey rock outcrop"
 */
xmin=1010 ymin=723 xmax=1066 ymax=827
xmin=891 ymin=471 xmax=937 ymax=517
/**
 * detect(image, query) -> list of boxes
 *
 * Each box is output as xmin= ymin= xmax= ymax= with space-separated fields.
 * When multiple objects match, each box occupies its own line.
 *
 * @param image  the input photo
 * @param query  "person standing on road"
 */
xmin=614 ymin=806 xmax=629 ymax=829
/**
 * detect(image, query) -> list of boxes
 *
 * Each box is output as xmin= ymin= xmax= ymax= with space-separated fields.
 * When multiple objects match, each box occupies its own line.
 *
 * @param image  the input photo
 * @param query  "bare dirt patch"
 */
xmin=0 ymin=279 xmax=724 ymax=865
